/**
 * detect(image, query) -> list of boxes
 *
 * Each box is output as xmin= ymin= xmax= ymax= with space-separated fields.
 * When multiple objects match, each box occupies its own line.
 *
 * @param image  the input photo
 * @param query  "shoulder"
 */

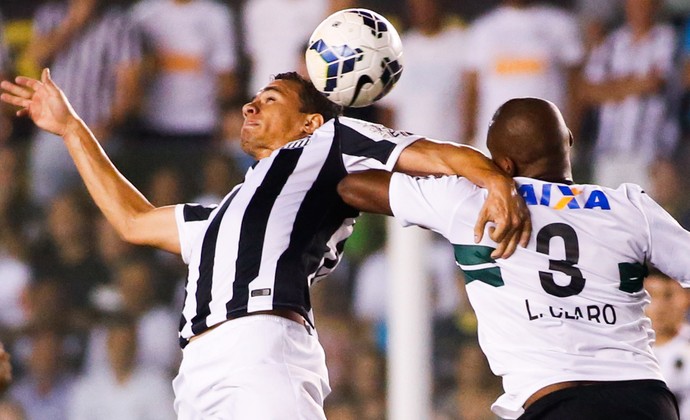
xmin=335 ymin=116 xmax=416 ymax=140
xmin=616 ymin=182 xmax=646 ymax=199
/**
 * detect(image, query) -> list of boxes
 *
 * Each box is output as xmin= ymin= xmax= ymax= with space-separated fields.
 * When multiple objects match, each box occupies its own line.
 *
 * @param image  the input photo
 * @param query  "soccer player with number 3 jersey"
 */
xmin=338 ymin=97 xmax=687 ymax=420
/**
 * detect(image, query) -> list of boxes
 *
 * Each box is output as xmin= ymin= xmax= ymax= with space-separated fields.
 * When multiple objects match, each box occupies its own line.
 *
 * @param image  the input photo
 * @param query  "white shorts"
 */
xmin=172 ymin=315 xmax=330 ymax=420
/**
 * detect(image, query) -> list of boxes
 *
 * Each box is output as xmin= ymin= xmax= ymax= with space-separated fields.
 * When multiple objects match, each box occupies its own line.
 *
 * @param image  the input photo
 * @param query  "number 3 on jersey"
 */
xmin=454 ymin=222 xmax=647 ymax=296
xmin=536 ymin=223 xmax=585 ymax=297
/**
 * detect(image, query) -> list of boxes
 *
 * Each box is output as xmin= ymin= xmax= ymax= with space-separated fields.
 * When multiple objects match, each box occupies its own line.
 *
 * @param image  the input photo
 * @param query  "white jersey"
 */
xmin=175 ymin=117 xmax=420 ymax=346
xmin=389 ymin=174 xmax=690 ymax=419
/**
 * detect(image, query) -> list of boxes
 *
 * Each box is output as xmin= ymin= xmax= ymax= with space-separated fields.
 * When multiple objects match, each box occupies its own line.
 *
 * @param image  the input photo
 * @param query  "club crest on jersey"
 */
xmin=518 ymin=183 xmax=610 ymax=210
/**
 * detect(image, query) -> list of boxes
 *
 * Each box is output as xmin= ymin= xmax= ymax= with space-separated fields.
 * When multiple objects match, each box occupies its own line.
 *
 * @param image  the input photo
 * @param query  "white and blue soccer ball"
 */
xmin=305 ymin=8 xmax=404 ymax=108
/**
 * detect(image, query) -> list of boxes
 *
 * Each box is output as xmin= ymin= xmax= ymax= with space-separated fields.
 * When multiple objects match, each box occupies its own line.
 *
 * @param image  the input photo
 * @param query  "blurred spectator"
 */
xmin=124 ymin=0 xmax=238 ymax=196
xmin=94 ymin=214 xmax=138 ymax=271
xmin=353 ymin=234 xmax=462 ymax=334
xmin=68 ymin=315 xmax=176 ymax=420
xmin=579 ymin=0 xmax=678 ymax=191
xmin=141 ymin=165 xmax=190 ymax=300
xmin=0 ymin=244 xmax=29 ymax=337
xmin=645 ymin=270 xmax=690 ymax=420
xmin=144 ymin=165 xmax=186 ymax=207
xmin=85 ymin=256 xmax=180 ymax=378
xmin=21 ymin=0 xmax=142 ymax=208
xmin=9 ymin=327 xmax=76 ymax=420
xmin=0 ymin=11 xmax=14 ymax=144
xmin=20 ymin=279 xmax=69 ymax=333
xmin=324 ymin=393 xmax=359 ymax=420
xmin=646 ymin=158 xmax=690 ymax=229
xmin=0 ymin=398 xmax=25 ymax=420
xmin=28 ymin=189 xmax=109 ymax=325
xmin=378 ymin=0 xmax=467 ymax=143
xmin=678 ymin=16 xmax=690 ymax=138
xmin=570 ymin=0 xmax=621 ymax=181
xmin=350 ymin=343 xmax=386 ymax=420
xmin=242 ymin=0 xmax=328 ymax=96
xmin=219 ymin=101 xmax=255 ymax=174
xmin=0 ymin=342 xmax=12 ymax=394
xmin=0 ymin=144 xmax=35 ymax=251
xmin=462 ymin=0 xmax=584 ymax=154
xmin=193 ymin=153 xmax=244 ymax=206
xmin=434 ymin=337 xmax=502 ymax=420
xmin=17 ymin=278 xmax=86 ymax=372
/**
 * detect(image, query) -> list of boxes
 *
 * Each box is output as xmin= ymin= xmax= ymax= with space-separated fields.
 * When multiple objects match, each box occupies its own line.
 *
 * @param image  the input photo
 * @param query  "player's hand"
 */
xmin=0 ymin=342 xmax=12 ymax=393
xmin=475 ymin=178 xmax=531 ymax=259
xmin=1 ymin=68 xmax=79 ymax=137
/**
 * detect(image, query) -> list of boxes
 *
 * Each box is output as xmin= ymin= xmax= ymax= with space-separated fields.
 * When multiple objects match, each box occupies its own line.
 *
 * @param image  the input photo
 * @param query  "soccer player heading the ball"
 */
xmin=338 ymin=97 xmax=688 ymax=420
xmin=0 ymin=68 xmax=529 ymax=418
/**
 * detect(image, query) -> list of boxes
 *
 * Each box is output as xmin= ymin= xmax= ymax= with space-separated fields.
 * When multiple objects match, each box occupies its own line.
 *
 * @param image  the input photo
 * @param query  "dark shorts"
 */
xmin=518 ymin=380 xmax=679 ymax=420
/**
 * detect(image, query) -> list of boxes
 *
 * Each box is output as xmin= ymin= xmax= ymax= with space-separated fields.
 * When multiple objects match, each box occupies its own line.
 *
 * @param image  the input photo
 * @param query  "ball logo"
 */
xmin=308 ymin=39 xmax=363 ymax=93
xmin=355 ymin=9 xmax=388 ymax=39
xmin=376 ymin=57 xmax=402 ymax=100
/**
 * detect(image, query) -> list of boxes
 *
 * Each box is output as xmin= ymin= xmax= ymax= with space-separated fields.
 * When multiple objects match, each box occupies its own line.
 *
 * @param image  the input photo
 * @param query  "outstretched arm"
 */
xmin=394 ymin=139 xmax=530 ymax=258
xmin=0 ymin=69 xmax=180 ymax=254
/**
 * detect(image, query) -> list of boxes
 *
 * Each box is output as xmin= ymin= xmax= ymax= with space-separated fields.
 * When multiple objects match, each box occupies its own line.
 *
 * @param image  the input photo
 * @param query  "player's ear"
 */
xmin=303 ymin=113 xmax=324 ymax=134
xmin=494 ymin=156 xmax=516 ymax=177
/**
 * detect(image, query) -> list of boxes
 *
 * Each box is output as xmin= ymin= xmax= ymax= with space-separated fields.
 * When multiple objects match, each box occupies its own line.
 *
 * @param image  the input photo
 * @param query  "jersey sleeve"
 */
xmin=337 ymin=117 xmax=422 ymax=173
xmin=175 ymin=203 xmax=217 ymax=264
xmin=630 ymin=186 xmax=690 ymax=286
xmin=389 ymin=173 xmax=479 ymax=236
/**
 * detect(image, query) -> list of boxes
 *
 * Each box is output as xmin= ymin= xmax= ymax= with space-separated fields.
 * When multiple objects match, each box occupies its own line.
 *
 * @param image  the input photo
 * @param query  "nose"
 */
xmin=242 ymin=101 xmax=257 ymax=117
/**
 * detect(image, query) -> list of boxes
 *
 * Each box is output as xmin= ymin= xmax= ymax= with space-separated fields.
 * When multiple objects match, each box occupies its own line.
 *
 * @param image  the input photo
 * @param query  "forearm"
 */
xmin=62 ymin=116 xmax=155 ymax=242
xmin=395 ymin=139 xmax=512 ymax=188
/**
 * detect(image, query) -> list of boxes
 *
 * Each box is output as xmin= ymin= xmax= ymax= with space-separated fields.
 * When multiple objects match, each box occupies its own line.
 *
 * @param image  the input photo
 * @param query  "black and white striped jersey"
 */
xmin=175 ymin=117 xmax=421 ymax=346
xmin=32 ymin=3 xmax=141 ymax=126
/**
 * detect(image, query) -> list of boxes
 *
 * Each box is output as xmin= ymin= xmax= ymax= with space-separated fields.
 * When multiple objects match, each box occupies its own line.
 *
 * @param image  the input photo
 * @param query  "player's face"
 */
xmin=241 ymin=80 xmax=311 ymax=159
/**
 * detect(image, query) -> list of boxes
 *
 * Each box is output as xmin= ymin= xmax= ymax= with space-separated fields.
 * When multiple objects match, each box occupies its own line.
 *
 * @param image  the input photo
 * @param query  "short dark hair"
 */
xmin=274 ymin=72 xmax=343 ymax=121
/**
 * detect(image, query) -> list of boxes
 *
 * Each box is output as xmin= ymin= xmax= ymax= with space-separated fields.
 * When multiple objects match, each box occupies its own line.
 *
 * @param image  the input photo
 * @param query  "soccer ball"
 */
xmin=305 ymin=8 xmax=404 ymax=108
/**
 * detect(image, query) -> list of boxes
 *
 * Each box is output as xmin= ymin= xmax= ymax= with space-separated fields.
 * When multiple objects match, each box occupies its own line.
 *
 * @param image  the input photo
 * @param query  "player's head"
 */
xmin=486 ymin=97 xmax=573 ymax=182
xmin=645 ymin=270 xmax=689 ymax=339
xmin=241 ymin=72 xmax=342 ymax=159
xmin=274 ymin=72 xmax=343 ymax=121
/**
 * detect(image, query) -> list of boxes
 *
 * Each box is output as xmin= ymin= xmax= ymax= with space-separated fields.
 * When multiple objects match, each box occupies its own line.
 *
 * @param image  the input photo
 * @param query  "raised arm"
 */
xmin=394 ymin=139 xmax=530 ymax=258
xmin=0 ymin=69 xmax=180 ymax=254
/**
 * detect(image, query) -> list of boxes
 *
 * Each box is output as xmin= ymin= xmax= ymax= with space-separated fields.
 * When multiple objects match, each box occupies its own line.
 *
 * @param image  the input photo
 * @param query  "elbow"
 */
xmin=114 ymin=215 xmax=149 ymax=246
xmin=118 ymin=224 xmax=145 ymax=246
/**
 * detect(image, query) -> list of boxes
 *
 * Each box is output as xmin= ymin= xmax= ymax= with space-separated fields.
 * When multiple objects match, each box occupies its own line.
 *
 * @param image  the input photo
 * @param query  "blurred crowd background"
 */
xmin=0 ymin=0 xmax=690 ymax=419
